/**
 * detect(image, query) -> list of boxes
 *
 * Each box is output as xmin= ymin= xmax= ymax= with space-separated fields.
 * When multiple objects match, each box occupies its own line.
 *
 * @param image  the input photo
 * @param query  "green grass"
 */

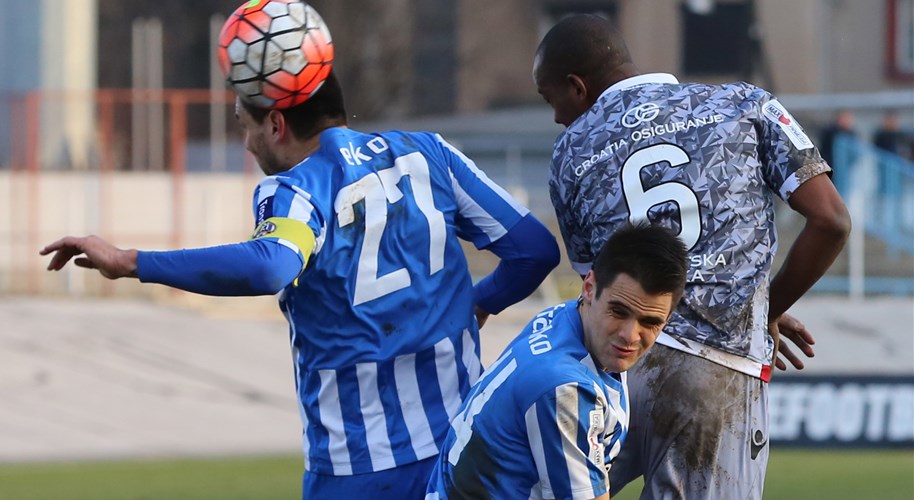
xmin=0 ymin=450 xmax=911 ymax=499
xmin=612 ymin=449 xmax=914 ymax=500
xmin=0 ymin=454 xmax=303 ymax=500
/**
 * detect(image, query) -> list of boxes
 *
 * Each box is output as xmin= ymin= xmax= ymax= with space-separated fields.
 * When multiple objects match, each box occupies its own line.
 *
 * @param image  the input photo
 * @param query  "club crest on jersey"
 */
xmin=762 ymin=100 xmax=813 ymax=150
xmin=251 ymin=221 xmax=277 ymax=239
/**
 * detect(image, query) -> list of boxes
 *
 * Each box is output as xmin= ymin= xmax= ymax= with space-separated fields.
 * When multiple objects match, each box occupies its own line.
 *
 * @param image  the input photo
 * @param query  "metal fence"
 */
xmin=0 ymin=89 xmax=912 ymax=297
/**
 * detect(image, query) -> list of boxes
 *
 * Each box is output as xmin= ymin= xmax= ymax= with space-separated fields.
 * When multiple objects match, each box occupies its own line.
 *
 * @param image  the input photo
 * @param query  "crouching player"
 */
xmin=426 ymin=224 xmax=688 ymax=499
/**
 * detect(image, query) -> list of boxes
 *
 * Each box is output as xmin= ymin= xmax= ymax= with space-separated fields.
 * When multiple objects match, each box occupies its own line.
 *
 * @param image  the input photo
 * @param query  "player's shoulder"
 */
xmin=714 ymin=81 xmax=775 ymax=105
xmin=370 ymin=129 xmax=442 ymax=150
xmin=509 ymin=302 xmax=598 ymax=393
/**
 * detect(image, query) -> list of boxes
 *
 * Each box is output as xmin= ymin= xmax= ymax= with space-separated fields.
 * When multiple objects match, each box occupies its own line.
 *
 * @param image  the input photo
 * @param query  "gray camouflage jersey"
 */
xmin=550 ymin=73 xmax=830 ymax=370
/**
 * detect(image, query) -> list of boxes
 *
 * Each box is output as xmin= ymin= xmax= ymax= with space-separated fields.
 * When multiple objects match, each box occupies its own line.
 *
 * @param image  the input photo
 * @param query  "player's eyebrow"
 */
xmin=606 ymin=299 xmax=633 ymax=314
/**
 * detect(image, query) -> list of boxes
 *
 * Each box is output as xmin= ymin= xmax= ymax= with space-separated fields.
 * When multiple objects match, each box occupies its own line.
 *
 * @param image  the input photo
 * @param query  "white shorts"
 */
xmin=609 ymin=344 xmax=769 ymax=500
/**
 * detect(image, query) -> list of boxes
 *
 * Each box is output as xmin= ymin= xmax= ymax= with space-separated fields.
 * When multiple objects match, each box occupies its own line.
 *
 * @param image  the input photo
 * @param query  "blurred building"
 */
xmin=313 ymin=0 xmax=913 ymax=117
xmin=0 ymin=0 xmax=98 ymax=169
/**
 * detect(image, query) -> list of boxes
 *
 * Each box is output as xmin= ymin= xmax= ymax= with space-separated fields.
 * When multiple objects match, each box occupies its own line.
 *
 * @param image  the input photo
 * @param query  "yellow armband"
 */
xmin=250 ymin=217 xmax=315 ymax=286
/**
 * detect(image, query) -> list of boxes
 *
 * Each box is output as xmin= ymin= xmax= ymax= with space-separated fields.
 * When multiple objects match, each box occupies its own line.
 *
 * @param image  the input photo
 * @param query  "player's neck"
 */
xmin=604 ymin=63 xmax=641 ymax=90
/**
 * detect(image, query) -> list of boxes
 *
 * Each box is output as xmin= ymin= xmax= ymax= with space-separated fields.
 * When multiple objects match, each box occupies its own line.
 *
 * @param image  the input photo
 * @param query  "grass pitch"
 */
xmin=0 ymin=450 xmax=911 ymax=499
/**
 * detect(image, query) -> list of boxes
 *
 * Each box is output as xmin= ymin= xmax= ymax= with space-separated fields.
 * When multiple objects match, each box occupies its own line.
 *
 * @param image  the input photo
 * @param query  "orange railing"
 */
xmin=0 ymin=89 xmax=263 ymax=295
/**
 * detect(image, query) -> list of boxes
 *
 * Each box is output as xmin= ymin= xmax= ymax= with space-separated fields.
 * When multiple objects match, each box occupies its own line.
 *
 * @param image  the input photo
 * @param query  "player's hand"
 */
xmin=475 ymin=306 xmax=491 ymax=330
xmin=40 ymin=235 xmax=138 ymax=280
xmin=772 ymin=313 xmax=815 ymax=371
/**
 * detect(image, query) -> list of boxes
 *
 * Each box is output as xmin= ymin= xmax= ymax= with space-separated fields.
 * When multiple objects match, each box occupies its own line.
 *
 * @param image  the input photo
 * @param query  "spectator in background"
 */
xmin=819 ymin=109 xmax=856 ymax=166
xmin=874 ymin=110 xmax=912 ymax=161
xmin=819 ymin=109 xmax=856 ymax=193
xmin=873 ymin=111 xmax=913 ymax=217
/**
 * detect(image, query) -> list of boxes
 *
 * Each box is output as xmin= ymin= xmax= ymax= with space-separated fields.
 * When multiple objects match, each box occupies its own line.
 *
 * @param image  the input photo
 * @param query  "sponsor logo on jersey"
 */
xmin=256 ymin=198 xmax=273 ymax=225
xmin=588 ymin=409 xmax=603 ymax=466
xmin=573 ymin=114 xmax=724 ymax=177
xmin=762 ymin=100 xmax=813 ymax=151
xmin=622 ymin=102 xmax=661 ymax=128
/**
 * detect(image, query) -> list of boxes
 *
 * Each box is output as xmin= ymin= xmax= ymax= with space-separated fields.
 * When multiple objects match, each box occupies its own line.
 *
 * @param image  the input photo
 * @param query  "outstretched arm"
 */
xmin=41 ymin=235 xmax=138 ymax=279
xmin=41 ymin=236 xmax=304 ymax=296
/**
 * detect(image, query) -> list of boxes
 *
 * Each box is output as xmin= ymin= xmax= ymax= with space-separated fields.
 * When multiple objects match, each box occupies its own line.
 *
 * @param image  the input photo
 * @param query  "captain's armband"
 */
xmin=250 ymin=217 xmax=316 ymax=284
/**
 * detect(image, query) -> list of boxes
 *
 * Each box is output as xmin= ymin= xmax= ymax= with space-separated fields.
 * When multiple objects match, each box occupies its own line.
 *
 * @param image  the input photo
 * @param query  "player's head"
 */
xmin=533 ymin=14 xmax=636 ymax=127
xmin=235 ymin=71 xmax=348 ymax=175
xmin=579 ymin=224 xmax=688 ymax=373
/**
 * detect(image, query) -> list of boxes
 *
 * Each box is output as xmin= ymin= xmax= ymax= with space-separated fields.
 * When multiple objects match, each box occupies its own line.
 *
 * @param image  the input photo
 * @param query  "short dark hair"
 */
xmin=536 ymin=14 xmax=632 ymax=86
xmin=592 ymin=224 xmax=688 ymax=302
xmin=241 ymin=70 xmax=347 ymax=140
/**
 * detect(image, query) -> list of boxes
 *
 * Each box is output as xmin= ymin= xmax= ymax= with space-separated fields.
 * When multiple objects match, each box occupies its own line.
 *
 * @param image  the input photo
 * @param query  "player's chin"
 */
xmin=604 ymin=349 xmax=642 ymax=372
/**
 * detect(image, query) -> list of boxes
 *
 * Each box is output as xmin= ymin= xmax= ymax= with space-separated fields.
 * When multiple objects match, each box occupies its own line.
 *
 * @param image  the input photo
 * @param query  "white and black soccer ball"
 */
xmin=217 ymin=0 xmax=333 ymax=109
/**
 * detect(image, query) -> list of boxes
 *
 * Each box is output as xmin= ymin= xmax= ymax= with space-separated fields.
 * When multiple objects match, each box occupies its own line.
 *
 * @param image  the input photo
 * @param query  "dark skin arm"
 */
xmin=768 ymin=173 xmax=851 ymax=370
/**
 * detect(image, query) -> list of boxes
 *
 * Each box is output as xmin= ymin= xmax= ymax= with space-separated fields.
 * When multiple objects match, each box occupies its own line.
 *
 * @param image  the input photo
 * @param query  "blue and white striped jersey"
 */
xmin=426 ymin=301 xmax=629 ymax=500
xmin=252 ymin=127 xmax=529 ymax=475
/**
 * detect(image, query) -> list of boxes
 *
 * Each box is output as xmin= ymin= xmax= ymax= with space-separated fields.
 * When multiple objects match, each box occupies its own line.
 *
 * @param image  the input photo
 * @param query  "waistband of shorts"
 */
xmin=655 ymin=333 xmax=772 ymax=382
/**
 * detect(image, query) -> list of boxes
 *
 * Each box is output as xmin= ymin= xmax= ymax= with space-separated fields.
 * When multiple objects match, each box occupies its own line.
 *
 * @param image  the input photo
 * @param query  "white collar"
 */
xmin=597 ymin=73 xmax=680 ymax=101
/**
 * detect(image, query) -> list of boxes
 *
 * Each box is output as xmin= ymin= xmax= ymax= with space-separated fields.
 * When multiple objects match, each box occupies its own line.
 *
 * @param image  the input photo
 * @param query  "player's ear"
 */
xmin=582 ymin=270 xmax=596 ymax=304
xmin=567 ymin=74 xmax=588 ymax=103
xmin=267 ymin=109 xmax=286 ymax=141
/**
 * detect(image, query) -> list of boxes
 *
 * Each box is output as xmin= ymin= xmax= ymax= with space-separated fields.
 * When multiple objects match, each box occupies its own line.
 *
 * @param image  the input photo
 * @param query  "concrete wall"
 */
xmin=0 ymin=171 xmax=259 ymax=296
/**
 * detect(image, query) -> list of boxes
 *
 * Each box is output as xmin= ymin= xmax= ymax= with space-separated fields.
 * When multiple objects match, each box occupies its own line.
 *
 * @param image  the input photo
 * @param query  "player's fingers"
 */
xmin=46 ymin=247 xmax=82 ymax=271
xmin=74 ymin=257 xmax=98 ymax=270
xmin=778 ymin=342 xmax=805 ymax=370
xmin=782 ymin=330 xmax=815 ymax=358
xmin=39 ymin=236 xmax=82 ymax=256
xmin=780 ymin=314 xmax=814 ymax=345
xmin=775 ymin=355 xmax=787 ymax=371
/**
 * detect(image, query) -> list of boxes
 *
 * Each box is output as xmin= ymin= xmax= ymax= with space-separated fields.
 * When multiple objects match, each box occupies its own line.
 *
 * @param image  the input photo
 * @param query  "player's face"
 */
xmin=235 ymin=97 xmax=284 ymax=175
xmin=533 ymin=54 xmax=588 ymax=127
xmin=580 ymin=272 xmax=673 ymax=373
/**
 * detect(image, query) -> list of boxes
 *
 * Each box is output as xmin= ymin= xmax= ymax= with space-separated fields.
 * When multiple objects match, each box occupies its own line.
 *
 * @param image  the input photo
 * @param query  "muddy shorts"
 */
xmin=609 ymin=344 xmax=769 ymax=500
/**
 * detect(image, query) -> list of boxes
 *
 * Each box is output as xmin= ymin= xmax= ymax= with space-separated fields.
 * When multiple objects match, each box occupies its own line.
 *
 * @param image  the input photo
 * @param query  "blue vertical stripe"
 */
xmin=415 ymin=346 xmax=451 ymax=449
xmin=335 ymin=366 xmax=373 ymax=475
xmin=376 ymin=355 xmax=419 ymax=467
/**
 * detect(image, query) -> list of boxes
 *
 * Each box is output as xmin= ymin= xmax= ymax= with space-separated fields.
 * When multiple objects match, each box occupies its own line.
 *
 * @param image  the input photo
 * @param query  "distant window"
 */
xmin=887 ymin=0 xmax=914 ymax=80
xmin=681 ymin=2 xmax=752 ymax=75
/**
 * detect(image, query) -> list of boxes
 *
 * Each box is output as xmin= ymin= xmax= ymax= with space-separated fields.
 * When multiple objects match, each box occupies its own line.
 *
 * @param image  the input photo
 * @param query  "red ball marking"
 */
xmin=262 ymin=78 xmax=292 ymax=100
xmin=306 ymin=64 xmax=332 ymax=93
xmin=243 ymin=10 xmax=272 ymax=33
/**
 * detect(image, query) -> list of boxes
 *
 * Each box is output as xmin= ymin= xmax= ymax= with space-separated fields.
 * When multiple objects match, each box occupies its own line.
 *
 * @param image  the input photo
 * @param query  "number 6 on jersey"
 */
xmin=621 ymin=144 xmax=701 ymax=249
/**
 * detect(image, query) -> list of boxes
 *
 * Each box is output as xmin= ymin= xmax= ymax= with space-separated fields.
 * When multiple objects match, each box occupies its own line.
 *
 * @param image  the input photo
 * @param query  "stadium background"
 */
xmin=0 ymin=0 xmax=912 ymax=498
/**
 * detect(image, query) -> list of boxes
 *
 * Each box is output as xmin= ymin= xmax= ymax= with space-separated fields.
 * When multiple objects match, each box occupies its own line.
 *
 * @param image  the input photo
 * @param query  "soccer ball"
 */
xmin=217 ymin=0 xmax=333 ymax=109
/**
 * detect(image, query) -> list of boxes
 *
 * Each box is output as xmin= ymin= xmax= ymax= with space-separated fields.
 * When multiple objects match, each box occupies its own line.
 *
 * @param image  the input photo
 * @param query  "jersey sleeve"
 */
xmin=549 ymin=150 xmax=594 ymax=275
xmin=434 ymin=134 xmax=530 ymax=249
xmin=250 ymin=175 xmax=325 ymax=269
xmin=751 ymin=88 xmax=832 ymax=201
xmin=524 ymin=381 xmax=610 ymax=500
